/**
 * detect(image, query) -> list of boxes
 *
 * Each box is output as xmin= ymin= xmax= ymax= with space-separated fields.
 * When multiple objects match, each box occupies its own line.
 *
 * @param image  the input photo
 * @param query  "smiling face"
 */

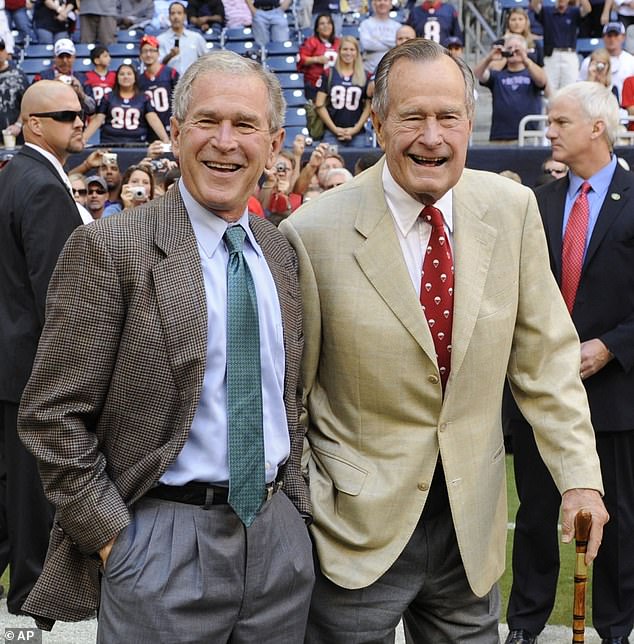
xmin=339 ymin=40 xmax=359 ymax=66
xmin=55 ymin=53 xmax=74 ymax=75
xmin=117 ymin=65 xmax=136 ymax=90
xmin=171 ymin=71 xmax=284 ymax=221
xmin=507 ymin=11 xmax=528 ymax=35
xmin=316 ymin=15 xmax=334 ymax=40
xmin=372 ymin=56 xmax=471 ymax=204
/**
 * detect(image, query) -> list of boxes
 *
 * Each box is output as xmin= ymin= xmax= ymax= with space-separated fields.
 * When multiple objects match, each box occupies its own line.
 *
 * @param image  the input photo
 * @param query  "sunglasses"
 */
xmin=87 ymin=188 xmax=106 ymax=195
xmin=72 ymin=188 xmax=87 ymax=196
xmin=30 ymin=110 xmax=84 ymax=123
xmin=544 ymin=168 xmax=567 ymax=175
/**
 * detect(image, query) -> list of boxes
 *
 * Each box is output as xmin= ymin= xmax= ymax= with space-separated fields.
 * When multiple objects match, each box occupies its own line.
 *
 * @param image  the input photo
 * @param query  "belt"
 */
xmin=146 ymin=481 xmax=282 ymax=506
xmin=552 ymin=47 xmax=575 ymax=52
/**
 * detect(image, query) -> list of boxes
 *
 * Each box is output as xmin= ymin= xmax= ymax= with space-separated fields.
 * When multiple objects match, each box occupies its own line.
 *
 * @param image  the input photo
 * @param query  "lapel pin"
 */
xmin=611 ymin=193 xmax=621 ymax=201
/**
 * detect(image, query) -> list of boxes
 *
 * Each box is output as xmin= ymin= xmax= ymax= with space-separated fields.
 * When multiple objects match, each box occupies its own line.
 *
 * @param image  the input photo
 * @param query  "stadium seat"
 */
xmin=282 ymin=125 xmax=311 ymax=140
xmin=224 ymin=27 xmax=255 ymax=42
xmin=110 ymin=56 xmax=136 ymax=68
xmin=205 ymin=41 xmax=218 ymax=52
xmin=224 ymin=40 xmax=258 ymax=55
xmin=74 ymin=58 xmax=93 ymax=72
xmin=283 ymin=88 xmax=305 ymax=107
xmin=275 ymin=71 xmax=303 ymax=89
xmin=109 ymin=42 xmax=140 ymax=57
xmin=20 ymin=58 xmax=51 ymax=74
xmin=74 ymin=43 xmax=94 ymax=57
xmin=264 ymin=40 xmax=299 ymax=55
xmin=24 ymin=43 xmax=54 ymax=58
xmin=117 ymin=29 xmax=143 ymax=43
xmin=284 ymin=107 xmax=307 ymax=126
xmin=576 ymin=37 xmax=601 ymax=56
xmin=266 ymin=55 xmax=297 ymax=72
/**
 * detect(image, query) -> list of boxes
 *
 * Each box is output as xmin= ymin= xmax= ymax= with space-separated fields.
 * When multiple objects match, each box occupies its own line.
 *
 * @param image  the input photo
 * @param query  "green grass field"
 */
xmin=1 ymin=455 xmax=590 ymax=627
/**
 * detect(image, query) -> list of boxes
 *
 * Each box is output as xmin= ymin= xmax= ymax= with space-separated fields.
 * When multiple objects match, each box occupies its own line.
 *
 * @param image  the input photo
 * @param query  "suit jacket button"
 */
xmin=418 ymin=481 xmax=430 ymax=492
xmin=428 ymin=375 xmax=439 ymax=384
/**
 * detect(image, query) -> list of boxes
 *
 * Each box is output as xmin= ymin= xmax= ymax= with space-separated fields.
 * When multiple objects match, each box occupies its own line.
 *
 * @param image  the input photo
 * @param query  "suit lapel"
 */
xmin=450 ymin=174 xmax=497 ymax=380
xmin=151 ymin=188 xmax=207 ymax=398
xmin=584 ymin=166 xmax=632 ymax=270
xmin=352 ymin=162 xmax=436 ymax=361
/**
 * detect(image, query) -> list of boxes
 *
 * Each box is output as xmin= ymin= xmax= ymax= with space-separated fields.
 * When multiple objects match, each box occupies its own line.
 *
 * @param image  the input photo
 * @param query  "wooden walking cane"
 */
xmin=572 ymin=510 xmax=593 ymax=644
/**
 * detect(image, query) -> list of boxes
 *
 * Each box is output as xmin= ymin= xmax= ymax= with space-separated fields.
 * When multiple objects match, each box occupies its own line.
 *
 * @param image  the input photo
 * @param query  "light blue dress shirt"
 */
xmin=563 ymin=155 xmax=617 ymax=258
xmin=160 ymin=180 xmax=290 ymax=486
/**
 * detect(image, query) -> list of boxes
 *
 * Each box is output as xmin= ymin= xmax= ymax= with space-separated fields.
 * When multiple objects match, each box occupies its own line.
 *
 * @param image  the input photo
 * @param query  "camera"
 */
xmin=304 ymin=136 xmax=313 ymax=146
xmin=161 ymin=143 xmax=172 ymax=153
xmin=174 ymin=38 xmax=180 ymax=48
xmin=102 ymin=152 xmax=117 ymax=166
xmin=501 ymin=49 xmax=514 ymax=58
xmin=58 ymin=74 xmax=73 ymax=85
xmin=131 ymin=186 xmax=147 ymax=200
xmin=275 ymin=162 xmax=288 ymax=173
xmin=327 ymin=144 xmax=339 ymax=155
xmin=595 ymin=62 xmax=607 ymax=71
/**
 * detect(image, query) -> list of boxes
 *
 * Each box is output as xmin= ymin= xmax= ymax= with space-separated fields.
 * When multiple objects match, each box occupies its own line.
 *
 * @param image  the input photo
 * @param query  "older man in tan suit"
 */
xmin=280 ymin=39 xmax=608 ymax=643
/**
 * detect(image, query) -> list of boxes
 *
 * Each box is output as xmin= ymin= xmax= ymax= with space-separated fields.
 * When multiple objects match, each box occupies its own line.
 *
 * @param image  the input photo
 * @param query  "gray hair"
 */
xmin=326 ymin=167 xmax=354 ymax=183
xmin=552 ymin=81 xmax=620 ymax=149
xmin=372 ymin=38 xmax=476 ymax=121
xmin=172 ymin=51 xmax=286 ymax=131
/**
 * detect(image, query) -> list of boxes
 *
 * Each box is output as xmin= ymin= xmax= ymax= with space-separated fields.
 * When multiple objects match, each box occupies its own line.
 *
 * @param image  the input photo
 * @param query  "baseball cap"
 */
xmin=140 ymin=35 xmax=160 ymax=50
xmin=54 ymin=38 xmax=76 ymax=56
xmin=86 ymin=175 xmax=108 ymax=191
xmin=443 ymin=36 xmax=464 ymax=48
xmin=603 ymin=21 xmax=625 ymax=35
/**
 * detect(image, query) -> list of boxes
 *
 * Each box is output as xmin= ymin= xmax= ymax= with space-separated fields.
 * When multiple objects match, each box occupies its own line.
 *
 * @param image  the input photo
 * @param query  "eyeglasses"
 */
xmin=72 ymin=188 xmax=87 ymax=196
xmin=29 ymin=110 xmax=84 ymax=123
xmin=87 ymin=188 xmax=106 ymax=195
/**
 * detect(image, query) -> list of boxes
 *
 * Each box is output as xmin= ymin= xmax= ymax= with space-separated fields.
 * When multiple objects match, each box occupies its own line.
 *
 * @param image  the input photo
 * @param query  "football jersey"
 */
xmin=98 ymin=91 xmax=157 ymax=144
xmin=137 ymin=64 xmax=179 ymax=135
xmin=407 ymin=1 xmax=463 ymax=45
xmin=83 ymin=69 xmax=116 ymax=106
xmin=318 ymin=68 xmax=368 ymax=130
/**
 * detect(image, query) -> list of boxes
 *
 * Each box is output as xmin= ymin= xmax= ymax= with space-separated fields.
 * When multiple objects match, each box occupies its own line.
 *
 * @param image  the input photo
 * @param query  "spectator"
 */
xmin=138 ymin=34 xmax=179 ymax=138
xmin=586 ymin=48 xmax=619 ymax=99
xmin=79 ymin=0 xmax=118 ymax=45
xmin=103 ymin=163 xmax=156 ymax=217
xmin=259 ymin=150 xmax=303 ymax=225
xmin=353 ymin=149 xmax=382 ymax=174
xmin=32 ymin=0 xmax=77 ymax=44
xmin=0 ymin=38 xmax=28 ymax=142
xmin=395 ymin=24 xmax=416 ymax=46
xmin=602 ymin=0 xmax=634 ymax=30
xmin=4 ymin=0 xmax=34 ymax=43
xmin=69 ymin=173 xmax=87 ymax=206
xmin=499 ymin=169 xmax=522 ymax=183
xmin=407 ymin=0 xmax=463 ymax=46
xmin=579 ymin=22 xmax=634 ymax=100
xmin=158 ymin=2 xmax=207 ymax=75
xmin=99 ymin=155 xmax=122 ymax=203
xmin=118 ymin=0 xmax=155 ymax=29
xmin=33 ymin=39 xmax=96 ymax=116
xmin=186 ymin=0 xmax=225 ymax=33
xmin=82 ymin=45 xmax=116 ymax=107
xmin=0 ymin=6 xmax=15 ymax=55
xmin=85 ymin=175 xmax=109 ymax=218
xmin=221 ymin=0 xmax=252 ymax=28
xmin=323 ymin=166 xmax=353 ymax=188
xmin=530 ymin=0 xmax=591 ymax=92
xmin=443 ymin=35 xmax=464 ymax=59
xmin=502 ymin=7 xmax=544 ymax=66
xmin=359 ymin=0 xmax=401 ymax=74
xmin=580 ymin=0 xmax=606 ymax=37
xmin=293 ymin=142 xmax=345 ymax=194
xmin=246 ymin=0 xmax=291 ymax=48
xmin=474 ymin=34 xmax=547 ymax=142
xmin=83 ymin=64 xmax=170 ymax=145
xmin=541 ymin=156 xmax=569 ymax=180
xmin=298 ymin=13 xmax=340 ymax=101
xmin=315 ymin=35 xmax=371 ymax=147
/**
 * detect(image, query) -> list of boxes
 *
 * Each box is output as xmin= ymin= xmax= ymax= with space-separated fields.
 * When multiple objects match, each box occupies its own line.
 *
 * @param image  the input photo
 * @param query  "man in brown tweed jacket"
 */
xmin=18 ymin=51 xmax=314 ymax=641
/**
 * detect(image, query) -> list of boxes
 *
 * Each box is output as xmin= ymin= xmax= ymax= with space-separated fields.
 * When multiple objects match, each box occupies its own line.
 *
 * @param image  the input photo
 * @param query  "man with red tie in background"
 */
xmin=505 ymin=81 xmax=634 ymax=644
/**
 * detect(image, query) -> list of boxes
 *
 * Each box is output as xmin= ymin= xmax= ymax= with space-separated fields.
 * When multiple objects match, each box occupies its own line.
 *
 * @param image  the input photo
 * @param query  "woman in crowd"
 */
xmin=587 ymin=48 xmax=619 ymax=100
xmin=490 ymin=7 xmax=543 ymax=71
xmin=297 ymin=13 xmax=340 ymax=101
xmin=314 ymin=35 xmax=371 ymax=148
xmin=258 ymin=150 xmax=303 ymax=225
xmin=103 ymin=163 xmax=156 ymax=217
xmin=83 ymin=64 xmax=170 ymax=145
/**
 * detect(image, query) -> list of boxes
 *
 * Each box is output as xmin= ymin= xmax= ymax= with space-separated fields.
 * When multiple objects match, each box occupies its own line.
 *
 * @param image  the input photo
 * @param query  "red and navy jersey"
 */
xmin=318 ymin=68 xmax=368 ymax=130
xmin=83 ymin=70 xmax=116 ymax=106
xmin=97 ymin=91 xmax=157 ymax=144
xmin=137 ymin=64 xmax=179 ymax=135
xmin=407 ymin=1 xmax=463 ymax=44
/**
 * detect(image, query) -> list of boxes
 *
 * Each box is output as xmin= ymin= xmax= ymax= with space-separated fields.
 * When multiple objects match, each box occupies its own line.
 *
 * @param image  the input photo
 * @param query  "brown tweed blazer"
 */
xmin=17 ymin=186 xmax=308 ymax=629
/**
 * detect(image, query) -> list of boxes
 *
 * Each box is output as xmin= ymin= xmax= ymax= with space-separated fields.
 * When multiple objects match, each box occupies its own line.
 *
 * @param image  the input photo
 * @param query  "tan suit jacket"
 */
xmin=280 ymin=159 xmax=603 ymax=597
xmin=18 ymin=187 xmax=308 ymax=627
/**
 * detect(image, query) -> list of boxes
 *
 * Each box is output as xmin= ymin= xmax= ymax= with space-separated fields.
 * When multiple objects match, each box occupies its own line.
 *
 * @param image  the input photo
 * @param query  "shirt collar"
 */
xmin=178 ymin=179 xmax=262 ymax=259
xmin=24 ymin=142 xmax=73 ymax=191
xmin=567 ymin=155 xmax=617 ymax=199
xmin=382 ymin=161 xmax=454 ymax=236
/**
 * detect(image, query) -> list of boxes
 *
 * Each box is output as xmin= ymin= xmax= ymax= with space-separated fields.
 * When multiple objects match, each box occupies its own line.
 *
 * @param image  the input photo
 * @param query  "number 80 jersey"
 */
xmin=137 ymin=64 xmax=180 ymax=138
xmin=98 ymin=91 xmax=157 ymax=144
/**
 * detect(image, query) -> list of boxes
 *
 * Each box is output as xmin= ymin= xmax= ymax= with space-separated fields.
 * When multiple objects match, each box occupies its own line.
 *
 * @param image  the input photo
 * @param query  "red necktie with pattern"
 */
xmin=420 ymin=205 xmax=454 ymax=390
xmin=561 ymin=181 xmax=591 ymax=314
